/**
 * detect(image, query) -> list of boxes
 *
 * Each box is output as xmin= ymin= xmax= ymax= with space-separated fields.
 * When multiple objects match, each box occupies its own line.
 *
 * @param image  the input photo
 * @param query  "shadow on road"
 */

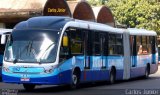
xmin=19 ymin=76 xmax=160 ymax=94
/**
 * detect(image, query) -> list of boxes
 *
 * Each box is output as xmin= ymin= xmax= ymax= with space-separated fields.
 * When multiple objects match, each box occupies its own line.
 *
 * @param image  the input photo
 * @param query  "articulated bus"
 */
xmin=2 ymin=16 xmax=158 ymax=90
xmin=0 ymin=29 xmax=12 ymax=78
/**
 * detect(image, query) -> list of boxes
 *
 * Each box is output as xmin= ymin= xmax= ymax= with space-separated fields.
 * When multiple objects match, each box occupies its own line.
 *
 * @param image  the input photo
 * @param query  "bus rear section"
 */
xmin=128 ymin=28 xmax=158 ymax=78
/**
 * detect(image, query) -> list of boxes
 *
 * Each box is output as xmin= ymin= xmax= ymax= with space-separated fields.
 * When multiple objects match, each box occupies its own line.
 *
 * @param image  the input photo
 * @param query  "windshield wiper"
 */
xmin=37 ymin=43 xmax=55 ymax=64
xmin=27 ymin=41 xmax=37 ymax=57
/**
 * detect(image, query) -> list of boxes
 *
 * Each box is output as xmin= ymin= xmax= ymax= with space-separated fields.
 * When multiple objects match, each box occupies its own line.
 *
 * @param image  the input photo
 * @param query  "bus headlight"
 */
xmin=44 ymin=65 xmax=57 ymax=74
xmin=3 ymin=67 xmax=10 ymax=72
xmin=44 ymin=69 xmax=53 ymax=73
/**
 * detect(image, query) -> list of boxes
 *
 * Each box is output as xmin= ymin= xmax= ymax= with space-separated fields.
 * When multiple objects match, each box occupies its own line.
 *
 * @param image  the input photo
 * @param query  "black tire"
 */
xmin=144 ymin=66 xmax=150 ymax=78
xmin=23 ymin=84 xmax=36 ymax=91
xmin=70 ymin=70 xmax=80 ymax=89
xmin=109 ymin=69 xmax=116 ymax=84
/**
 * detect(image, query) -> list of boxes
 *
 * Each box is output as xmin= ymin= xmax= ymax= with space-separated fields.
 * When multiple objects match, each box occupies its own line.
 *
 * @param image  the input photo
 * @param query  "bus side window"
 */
xmin=151 ymin=36 xmax=156 ymax=54
xmin=137 ymin=45 xmax=143 ymax=55
xmin=142 ymin=36 xmax=148 ymax=54
xmin=61 ymin=32 xmax=69 ymax=54
xmin=136 ymin=36 xmax=142 ymax=55
xmin=108 ymin=33 xmax=123 ymax=55
xmin=137 ymin=36 xmax=151 ymax=55
xmin=147 ymin=36 xmax=151 ymax=54
xmin=93 ymin=32 xmax=100 ymax=55
xmin=130 ymin=36 xmax=134 ymax=56
xmin=108 ymin=34 xmax=115 ymax=55
xmin=116 ymin=34 xmax=123 ymax=55
xmin=59 ymin=32 xmax=70 ymax=63
xmin=70 ymin=28 xmax=84 ymax=55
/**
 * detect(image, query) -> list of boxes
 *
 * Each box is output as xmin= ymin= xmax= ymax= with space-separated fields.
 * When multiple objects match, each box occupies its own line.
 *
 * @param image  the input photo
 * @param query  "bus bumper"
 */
xmin=2 ymin=70 xmax=72 ymax=85
xmin=2 ymin=74 xmax=61 ymax=85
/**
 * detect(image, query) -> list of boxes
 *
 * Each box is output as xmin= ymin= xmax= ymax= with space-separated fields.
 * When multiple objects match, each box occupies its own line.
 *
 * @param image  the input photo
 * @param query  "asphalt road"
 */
xmin=1 ymin=66 xmax=160 ymax=95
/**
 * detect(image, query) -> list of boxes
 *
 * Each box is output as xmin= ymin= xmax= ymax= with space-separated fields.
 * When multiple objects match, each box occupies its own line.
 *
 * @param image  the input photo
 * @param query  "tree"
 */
xmin=106 ymin=0 xmax=160 ymax=34
xmin=88 ymin=0 xmax=108 ymax=6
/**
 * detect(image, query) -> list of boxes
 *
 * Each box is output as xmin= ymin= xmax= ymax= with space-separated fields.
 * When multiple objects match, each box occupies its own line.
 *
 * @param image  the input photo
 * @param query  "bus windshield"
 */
xmin=4 ymin=29 xmax=60 ymax=63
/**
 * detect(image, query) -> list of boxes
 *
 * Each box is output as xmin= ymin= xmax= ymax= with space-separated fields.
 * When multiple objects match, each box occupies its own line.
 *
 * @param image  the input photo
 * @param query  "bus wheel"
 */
xmin=109 ymin=69 xmax=116 ymax=84
xmin=70 ymin=70 xmax=80 ymax=89
xmin=144 ymin=65 xmax=150 ymax=78
xmin=23 ymin=84 xmax=35 ymax=91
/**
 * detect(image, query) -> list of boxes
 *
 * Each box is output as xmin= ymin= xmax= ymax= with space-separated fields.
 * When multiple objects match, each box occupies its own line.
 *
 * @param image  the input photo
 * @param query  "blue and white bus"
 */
xmin=2 ymin=16 xmax=158 ymax=90
xmin=0 ymin=29 xmax=12 ymax=79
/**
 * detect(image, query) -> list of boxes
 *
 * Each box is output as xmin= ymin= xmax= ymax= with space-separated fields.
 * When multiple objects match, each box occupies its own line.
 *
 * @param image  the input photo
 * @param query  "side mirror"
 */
xmin=1 ymin=34 xmax=6 ymax=44
xmin=63 ymin=35 xmax=68 ymax=47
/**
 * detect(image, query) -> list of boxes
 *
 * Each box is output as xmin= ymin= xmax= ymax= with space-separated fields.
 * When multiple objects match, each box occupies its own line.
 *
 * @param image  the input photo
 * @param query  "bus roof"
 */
xmin=128 ymin=28 xmax=157 ymax=36
xmin=0 ymin=28 xmax=12 ymax=34
xmin=14 ymin=16 xmax=157 ymax=36
xmin=62 ymin=19 xmax=124 ymax=34
xmin=75 ymin=20 xmax=124 ymax=34
xmin=14 ymin=16 xmax=73 ymax=30
xmin=14 ymin=16 xmax=124 ymax=34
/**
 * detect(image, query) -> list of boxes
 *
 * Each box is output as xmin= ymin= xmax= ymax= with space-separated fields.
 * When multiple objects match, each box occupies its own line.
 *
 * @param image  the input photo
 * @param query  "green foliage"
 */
xmin=106 ymin=0 xmax=160 ymax=34
xmin=88 ymin=0 xmax=107 ymax=6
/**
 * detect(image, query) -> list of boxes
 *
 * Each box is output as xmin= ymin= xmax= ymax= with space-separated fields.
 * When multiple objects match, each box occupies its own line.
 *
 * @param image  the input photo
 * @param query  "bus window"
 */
xmin=108 ymin=34 xmax=115 ymax=55
xmin=137 ymin=36 xmax=142 ymax=55
xmin=100 ymin=33 xmax=107 ymax=55
xmin=86 ymin=30 xmax=93 ymax=56
xmin=59 ymin=32 xmax=70 ymax=63
xmin=108 ymin=34 xmax=123 ymax=55
xmin=93 ymin=32 xmax=100 ymax=55
xmin=70 ymin=28 xmax=84 ymax=55
xmin=137 ymin=45 xmax=143 ymax=55
xmin=151 ymin=36 xmax=156 ymax=54
xmin=142 ymin=36 xmax=148 ymax=54
xmin=103 ymin=33 xmax=108 ymax=56
xmin=130 ymin=36 xmax=134 ymax=56
xmin=59 ymin=28 xmax=85 ymax=62
xmin=147 ymin=36 xmax=151 ymax=54
xmin=60 ymin=32 xmax=69 ymax=54
xmin=116 ymin=34 xmax=123 ymax=55
xmin=137 ymin=36 xmax=151 ymax=55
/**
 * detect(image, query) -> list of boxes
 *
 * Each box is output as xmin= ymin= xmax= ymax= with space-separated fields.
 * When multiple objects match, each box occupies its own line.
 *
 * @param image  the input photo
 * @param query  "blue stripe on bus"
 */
xmin=80 ymin=69 xmax=124 ymax=82
xmin=59 ymin=56 xmax=124 ymax=71
xmin=3 ymin=69 xmax=124 ymax=84
xmin=2 ymin=54 xmax=158 ymax=84
xmin=2 ymin=55 xmax=124 ymax=84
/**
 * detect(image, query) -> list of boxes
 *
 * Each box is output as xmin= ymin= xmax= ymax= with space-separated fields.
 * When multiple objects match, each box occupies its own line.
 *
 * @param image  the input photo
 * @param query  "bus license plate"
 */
xmin=21 ymin=78 xmax=30 ymax=82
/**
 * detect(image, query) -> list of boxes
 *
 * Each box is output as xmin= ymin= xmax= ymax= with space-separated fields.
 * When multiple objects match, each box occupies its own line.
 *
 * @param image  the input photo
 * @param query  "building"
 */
xmin=0 ymin=0 xmax=115 ymax=28
xmin=0 ymin=0 xmax=47 ymax=28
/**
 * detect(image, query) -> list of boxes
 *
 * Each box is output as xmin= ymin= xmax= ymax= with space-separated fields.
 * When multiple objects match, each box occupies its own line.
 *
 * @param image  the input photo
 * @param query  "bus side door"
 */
xmin=83 ymin=30 xmax=92 ymax=81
